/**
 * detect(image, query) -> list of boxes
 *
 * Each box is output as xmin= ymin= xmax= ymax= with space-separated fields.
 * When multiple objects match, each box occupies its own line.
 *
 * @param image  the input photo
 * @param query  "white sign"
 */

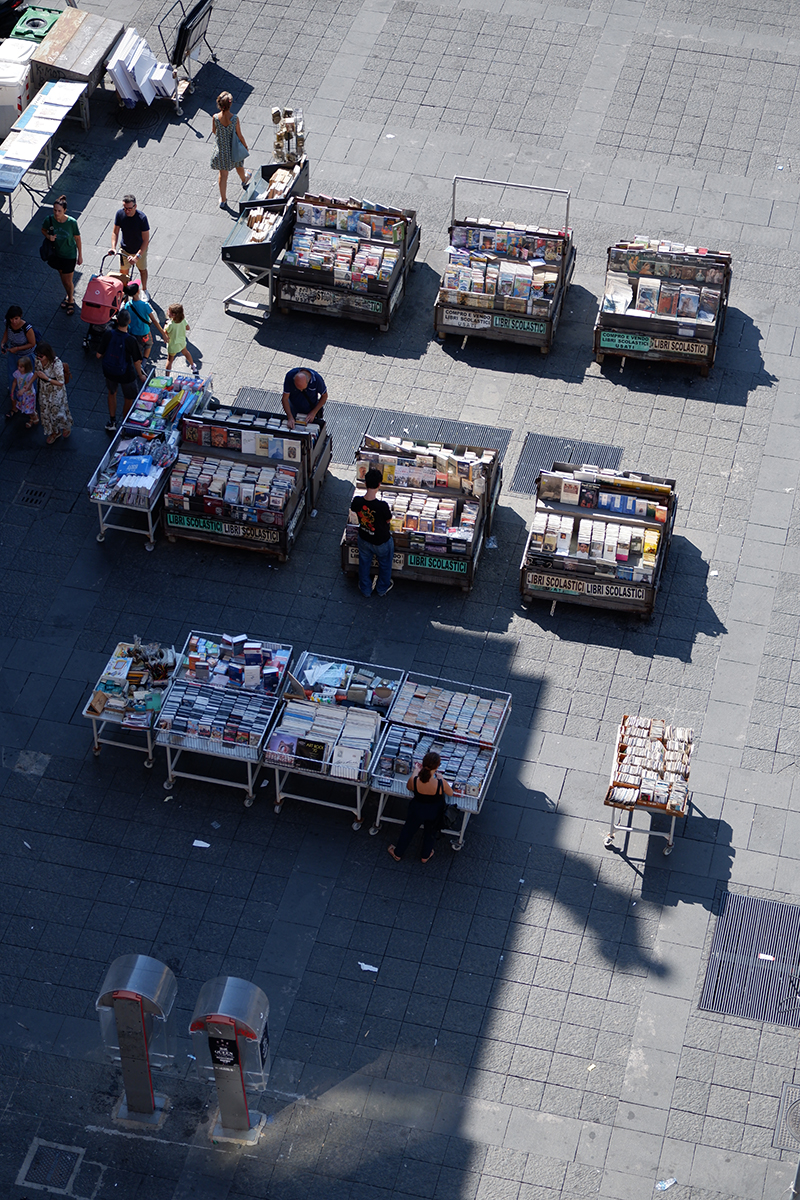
xmin=525 ymin=572 xmax=646 ymax=601
xmin=439 ymin=307 xmax=492 ymax=330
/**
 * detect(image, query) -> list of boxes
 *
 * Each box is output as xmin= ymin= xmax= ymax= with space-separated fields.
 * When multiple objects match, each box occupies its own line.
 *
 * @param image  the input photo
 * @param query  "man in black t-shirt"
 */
xmin=351 ymin=467 xmax=394 ymax=597
xmin=97 ymin=309 xmax=146 ymax=433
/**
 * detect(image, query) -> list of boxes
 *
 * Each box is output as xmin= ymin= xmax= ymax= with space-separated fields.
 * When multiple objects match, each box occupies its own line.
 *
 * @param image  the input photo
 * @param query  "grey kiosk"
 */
xmin=190 ymin=976 xmax=270 ymax=1143
xmin=96 ymin=954 xmax=177 ymax=1123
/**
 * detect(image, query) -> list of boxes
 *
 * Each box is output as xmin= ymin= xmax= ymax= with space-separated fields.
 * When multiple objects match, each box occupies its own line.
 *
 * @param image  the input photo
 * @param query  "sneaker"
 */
xmin=242 ymin=170 xmax=252 ymax=188
xmin=140 ymin=289 xmax=149 ymax=302
xmin=104 ymin=418 xmax=117 ymax=434
xmin=219 ymin=199 xmax=227 ymax=209
xmin=371 ymin=577 xmax=378 ymax=592
xmin=376 ymin=582 xmax=394 ymax=597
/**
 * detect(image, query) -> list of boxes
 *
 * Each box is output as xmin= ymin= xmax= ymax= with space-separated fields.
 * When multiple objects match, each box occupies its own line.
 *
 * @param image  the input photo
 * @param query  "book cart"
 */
xmin=274 ymin=194 xmax=421 ymax=332
xmin=263 ymin=653 xmax=405 ymax=829
xmin=155 ymin=630 xmax=293 ymax=805
xmin=604 ymin=715 xmax=694 ymax=855
xmin=163 ymin=399 xmax=331 ymax=560
xmin=433 ymin=177 xmax=575 ymax=353
xmin=86 ymin=372 xmax=210 ymax=551
xmin=369 ymin=674 xmax=511 ymax=850
xmin=238 ymin=157 xmax=310 ymax=215
xmin=340 ymin=433 xmax=503 ymax=593
xmin=221 ymin=197 xmax=294 ymax=318
xmin=82 ymin=638 xmax=177 ymax=768
xmin=519 ymin=463 xmax=678 ymax=617
xmin=593 ymin=238 xmax=732 ymax=376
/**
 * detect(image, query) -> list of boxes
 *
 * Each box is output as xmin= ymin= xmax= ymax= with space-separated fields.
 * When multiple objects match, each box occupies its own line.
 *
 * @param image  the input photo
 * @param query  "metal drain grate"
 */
xmin=232 ymin=386 xmax=284 ymax=413
xmin=367 ymin=410 xmax=441 ymax=443
xmin=14 ymin=482 xmax=50 ymax=509
xmin=509 ymin=433 xmax=624 ymax=494
xmin=774 ymin=1083 xmax=800 ymax=1149
xmin=699 ymin=892 xmax=800 ymax=1027
xmin=437 ymin=420 xmax=512 ymax=457
xmin=18 ymin=1139 xmax=83 ymax=1192
xmin=325 ymin=403 xmax=376 ymax=464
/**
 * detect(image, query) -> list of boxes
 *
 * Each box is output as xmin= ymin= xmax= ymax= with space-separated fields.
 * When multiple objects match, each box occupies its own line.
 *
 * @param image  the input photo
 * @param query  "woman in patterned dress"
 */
xmin=211 ymin=91 xmax=251 ymax=209
xmin=34 ymin=342 xmax=73 ymax=444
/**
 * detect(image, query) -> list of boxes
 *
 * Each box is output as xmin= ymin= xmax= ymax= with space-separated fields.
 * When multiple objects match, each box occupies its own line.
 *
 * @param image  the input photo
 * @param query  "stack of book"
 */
xmin=389 ymin=681 xmax=507 ymax=744
xmin=157 ymin=680 xmax=277 ymax=751
xmin=437 ymin=221 xmax=570 ymax=317
xmin=180 ymin=634 xmax=290 ymax=694
xmin=264 ymin=696 xmax=382 ymax=778
xmin=346 ymin=487 xmax=478 ymax=556
xmin=373 ymin=726 xmax=494 ymax=807
xmin=166 ymin=454 xmax=299 ymax=526
xmin=125 ymin=374 xmax=205 ymax=432
xmin=356 ymin=435 xmax=495 ymax=494
xmin=607 ymin=716 xmax=693 ymax=813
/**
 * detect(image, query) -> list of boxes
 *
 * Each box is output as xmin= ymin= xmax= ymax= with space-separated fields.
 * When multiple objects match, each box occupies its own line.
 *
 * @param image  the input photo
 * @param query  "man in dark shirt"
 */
xmin=110 ymin=194 xmax=151 ymax=299
xmin=281 ymin=367 xmax=327 ymax=429
xmin=351 ymin=467 xmax=394 ymax=597
xmin=97 ymin=309 xmax=146 ymax=433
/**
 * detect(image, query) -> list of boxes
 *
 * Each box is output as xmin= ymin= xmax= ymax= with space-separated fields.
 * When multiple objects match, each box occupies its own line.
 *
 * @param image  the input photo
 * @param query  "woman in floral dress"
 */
xmin=34 ymin=342 xmax=73 ymax=444
xmin=210 ymin=91 xmax=251 ymax=208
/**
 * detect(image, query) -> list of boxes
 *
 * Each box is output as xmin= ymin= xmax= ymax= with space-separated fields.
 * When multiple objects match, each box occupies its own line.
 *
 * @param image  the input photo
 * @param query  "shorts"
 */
xmin=134 ymin=332 xmax=152 ymax=355
xmin=48 ymin=254 xmax=77 ymax=274
xmin=104 ymin=374 xmax=139 ymax=400
xmin=120 ymin=246 xmax=147 ymax=274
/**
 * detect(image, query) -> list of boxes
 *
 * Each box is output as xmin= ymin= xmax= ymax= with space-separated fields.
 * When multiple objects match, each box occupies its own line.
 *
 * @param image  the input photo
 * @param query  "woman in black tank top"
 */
xmin=389 ymin=751 xmax=454 ymax=864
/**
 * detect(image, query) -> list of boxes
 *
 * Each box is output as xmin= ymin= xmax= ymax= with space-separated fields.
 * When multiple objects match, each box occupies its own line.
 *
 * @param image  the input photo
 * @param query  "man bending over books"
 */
xmin=282 ymin=366 xmax=327 ymax=429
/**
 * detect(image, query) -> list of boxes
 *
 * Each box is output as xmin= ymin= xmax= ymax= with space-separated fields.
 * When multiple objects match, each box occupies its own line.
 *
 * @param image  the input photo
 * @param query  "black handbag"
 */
xmin=39 ymin=218 xmax=55 ymax=261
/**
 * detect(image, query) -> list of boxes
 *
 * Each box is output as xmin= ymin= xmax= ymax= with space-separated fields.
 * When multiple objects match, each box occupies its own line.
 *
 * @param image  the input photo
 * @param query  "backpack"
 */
xmin=102 ymin=329 xmax=129 ymax=376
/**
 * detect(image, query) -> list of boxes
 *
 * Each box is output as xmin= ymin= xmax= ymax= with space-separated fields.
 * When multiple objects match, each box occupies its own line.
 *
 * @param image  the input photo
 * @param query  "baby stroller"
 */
xmin=81 ymin=252 xmax=135 ymax=352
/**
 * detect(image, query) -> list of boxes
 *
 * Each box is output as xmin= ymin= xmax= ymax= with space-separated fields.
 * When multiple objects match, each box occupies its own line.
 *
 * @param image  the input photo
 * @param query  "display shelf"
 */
xmin=86 ymin=372 xmax=208 ymax=550
xmin=519 ymin=463 xmax=677 ymax=617
xmin=388 ymin=674 xmax=511 ymax=748
xmin=593 ymin=238 xmax=732 ymax=375
xmin=604 ymin=715 xmax=694 ymax=855
xmin=238 ymin=158 xmax=310 ymax=214
xmin=368 ymin=724 xmax=500 ymax=850
xmin=340 ymin=433 xmax=504 ymax=592
xmin=163 ymin=402 xmax=330 ymax=559
xmin=433 ymin=177 xmax=575 ymax=353
xmin=274 ymin=194 xmax=420 ymax=331
xmin=82 ymin=638 xmax=177 ymax=766
xmin=264 ymin=653 xmax=405 ymax=827
xmin=155 ymin=630 xmax=293 ymax=804
xmin=221 ymin=199 xmax=295 ymax=317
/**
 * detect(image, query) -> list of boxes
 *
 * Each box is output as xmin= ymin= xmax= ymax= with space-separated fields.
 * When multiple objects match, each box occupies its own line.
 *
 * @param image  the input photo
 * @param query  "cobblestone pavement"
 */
xmin=2 ymin=0 xmax=800 ymax=1197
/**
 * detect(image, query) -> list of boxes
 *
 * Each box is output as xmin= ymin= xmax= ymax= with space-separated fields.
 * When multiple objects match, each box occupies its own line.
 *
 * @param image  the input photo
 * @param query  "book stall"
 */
xmin=238 ymin=158 xmax=310 ymax=215
xmin=340 ymin=433 xmax=503 ymax=592
xmin=369 ymin=674 xmax=511 ymax=850
xmin=163 ymin=399 xmax=331 ymax=560
xmin=604 ymin=716 xmax=694 ymax=855
xmin=433 ymin=177 xmax=575 ymax=353
xmin=221 ymin=197 xmax=294 ymax=318
xmin=82 ymin=637 xmax=177 ymax=767
xmin=87 ymin=372 xmax=210 ymax=550
xmin=519 ymin=464 xmax=677 ymax=617
xmin=264 ymin=653 xmax=405 ymax=828
xmin=594 ymin=237 xmax=732 ymax=375
xmin=155 ymin=630 xmax=293 ymax=804
xmin=274 ymin=193 xmax=421 ymax=331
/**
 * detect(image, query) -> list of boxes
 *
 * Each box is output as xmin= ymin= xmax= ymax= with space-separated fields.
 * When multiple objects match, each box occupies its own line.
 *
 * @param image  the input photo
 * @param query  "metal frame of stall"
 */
xmin=156 ymin=630 xmax=293 ymax=805
xmin=266 ymin=653 xmax=406 ymax=828
xmin=81 ymin=640 xmax=178 ymax=767
xmin=433 ymin=176 xmax=575 ymax=353
xmin=221 ymin=201 xmax=294 ymax=317
xmin=369 ymin=731 xmax=500 ymax=851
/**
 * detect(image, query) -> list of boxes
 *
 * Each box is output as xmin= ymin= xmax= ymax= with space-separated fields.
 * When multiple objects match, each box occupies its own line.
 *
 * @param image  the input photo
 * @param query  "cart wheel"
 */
xmin=352 ymin=820 xmax=362 ymax=831
xmin=96 ymin=533 xmax=105 ymax=543
xmin=188 ymin=82 xmax=195 ymax=94
xmin=437 ymin=332 xmax=446 ymax=341
xmin=175 ymin=102 xmax=183 ymax=117
xmin=663 ymin=843 xmax=673 ymax=856
xmin=163 ymin=780 xmax=173 ymax=791
xmin=145 ymin=542 xmax=155 ymax=553
xmin=539 ymin=346 xmax=549 ymax=355
xmin=595 ymin=353 xmax=604 ymax=365
xmin=461 ymin=585 xmax=470 ymax=593
xmin=144 ymin=759 xmax=153 ymax=769
xmin=274 ymin=802 xmax=282 ymax=814
xmin=93 ymin=747 xmax=100 ymax=757
xmin=604 ymin=835 xmax=614 ymax=849
xmin=452 ymin=841 xmax=464 ymax=852
xmin=244 ymin=796 xmax=254 ymax=808
xmin=700 ymin=365 xmax=709 ymax=378
xmin=379 ymin=323 xmax=389 ymax=333
xmin=369 ymin=823 xmax=380 ymax=836
xmin=167 ymin=535 xmax=177 ymax=544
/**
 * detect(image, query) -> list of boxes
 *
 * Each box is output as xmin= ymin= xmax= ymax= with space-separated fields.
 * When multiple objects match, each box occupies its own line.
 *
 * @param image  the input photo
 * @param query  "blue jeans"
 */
xmin=358 ymin=535 xmax=394 ymax=597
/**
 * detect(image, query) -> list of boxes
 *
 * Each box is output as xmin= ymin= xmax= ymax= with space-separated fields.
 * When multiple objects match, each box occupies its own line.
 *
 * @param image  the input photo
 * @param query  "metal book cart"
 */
xmin=155 ymin=630 xmax=293 ymax=805
xmin=604 ymin=716 xmax=693 ymax=856
xmin=158 ymin=0 xmax=217 ymax=114
xmin=221 ymin=201 xmax=294 ymax=319
xmin=82 ymin=640 xmax=177 ymax=768
xmin=433 ymin=176 xmax=575 ymax=353
xmin=86 ymin=373 xmax=209 ymax=551
xmin=264 ymin=653 xmax=406 ymax=828
xmin=369 ymin=674 xmax=511 ymax=850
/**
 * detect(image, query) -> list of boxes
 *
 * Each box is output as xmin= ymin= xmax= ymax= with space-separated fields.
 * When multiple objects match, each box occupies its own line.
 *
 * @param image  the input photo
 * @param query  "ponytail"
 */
xmin=418 ymin=751 xmax=441 ymax=784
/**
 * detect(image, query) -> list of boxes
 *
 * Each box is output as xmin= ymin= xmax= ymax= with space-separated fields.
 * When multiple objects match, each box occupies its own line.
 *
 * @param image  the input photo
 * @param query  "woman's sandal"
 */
xmin=60 ymin=299 xmax=68 ymax=309
xmin=65 ymin=302 xmax=75 ymax=315
xmin=46 ymin=431 xmax=62 ymax=444
xmin=421 ymin=851 xmax=435 ymax=864
xmin=387 ymin=846 xmax=402 ymax=862
xmin=25 ymin=416 xmax=39 ymax=428
xmin=5 ymin=410 xmax=15 ymax=420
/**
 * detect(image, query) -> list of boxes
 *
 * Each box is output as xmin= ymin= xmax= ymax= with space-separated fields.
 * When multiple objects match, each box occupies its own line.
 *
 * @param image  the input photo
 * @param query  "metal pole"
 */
xmin=790 ymin=1157 xmax=800 ymax=1199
